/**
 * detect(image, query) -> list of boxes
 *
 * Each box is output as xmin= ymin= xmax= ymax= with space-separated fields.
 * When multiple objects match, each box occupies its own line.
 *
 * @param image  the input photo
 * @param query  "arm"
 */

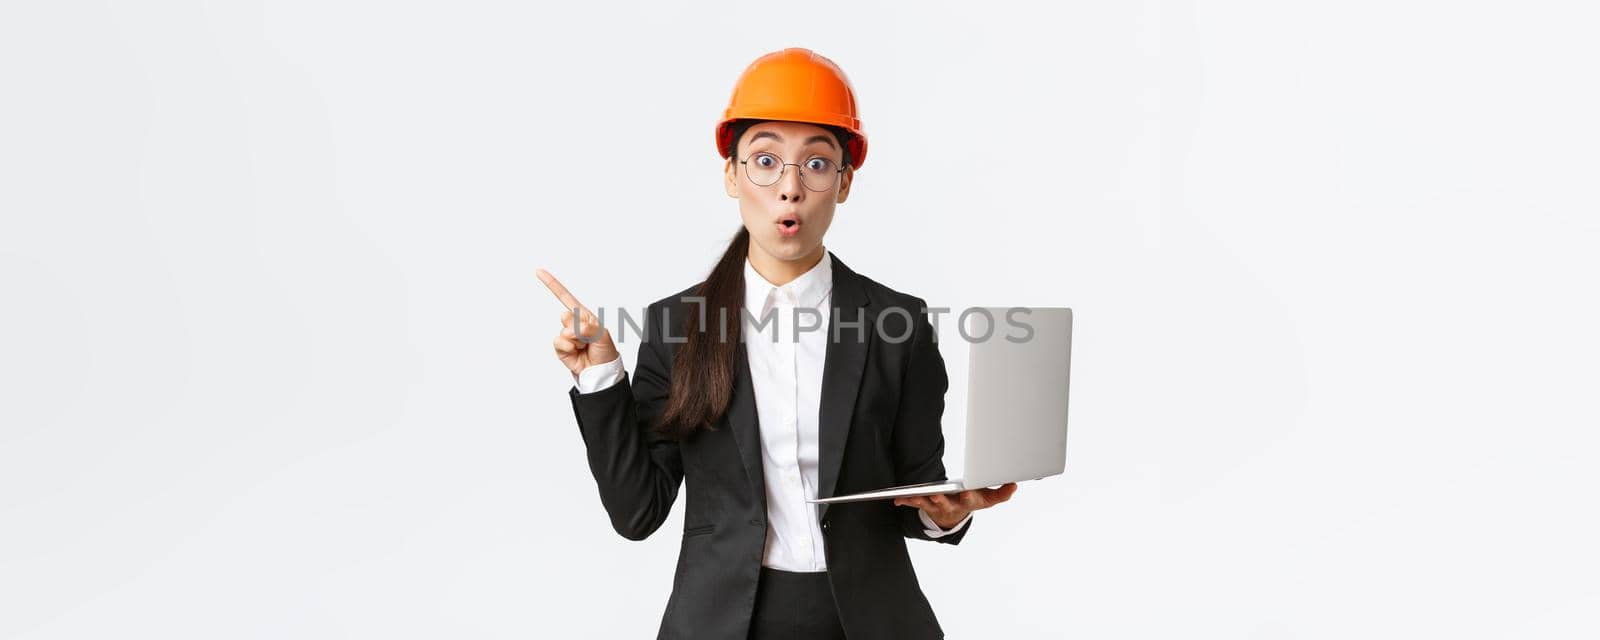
xmin=567 ymin=307 xmax=682 ymax=541
xmin=888 ymin=300 xmax=973 ymax=546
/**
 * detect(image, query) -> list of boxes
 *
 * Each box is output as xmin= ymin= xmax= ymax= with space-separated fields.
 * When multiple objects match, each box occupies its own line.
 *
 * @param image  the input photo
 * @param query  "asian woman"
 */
xmin=538 ymin=48 xmax=1018 ymax=640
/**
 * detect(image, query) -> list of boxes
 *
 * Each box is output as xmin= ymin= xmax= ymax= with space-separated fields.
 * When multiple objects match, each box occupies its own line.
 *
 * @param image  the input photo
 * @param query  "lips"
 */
xmin=776 ymin=215 xmax=801 ymax=238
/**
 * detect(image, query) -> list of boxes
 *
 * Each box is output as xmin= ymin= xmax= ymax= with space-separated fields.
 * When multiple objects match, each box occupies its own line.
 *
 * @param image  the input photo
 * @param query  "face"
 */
xmin=724 ymin=120 xmax=854 ymax=267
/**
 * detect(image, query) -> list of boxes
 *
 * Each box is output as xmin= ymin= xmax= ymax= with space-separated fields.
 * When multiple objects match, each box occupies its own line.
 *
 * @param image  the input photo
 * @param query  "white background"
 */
xmin=3 ymin=1 xmax=1597 ymax=638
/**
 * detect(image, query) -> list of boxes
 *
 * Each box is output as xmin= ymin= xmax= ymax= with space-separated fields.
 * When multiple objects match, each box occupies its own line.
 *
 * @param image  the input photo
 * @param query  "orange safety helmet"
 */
xmin=715 ymin=48 xmax=868 ymax=169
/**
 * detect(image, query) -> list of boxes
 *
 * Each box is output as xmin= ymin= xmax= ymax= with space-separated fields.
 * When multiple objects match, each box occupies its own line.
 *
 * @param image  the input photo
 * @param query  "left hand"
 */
xmin=894 ymin=483 xmax=1019 ymax=529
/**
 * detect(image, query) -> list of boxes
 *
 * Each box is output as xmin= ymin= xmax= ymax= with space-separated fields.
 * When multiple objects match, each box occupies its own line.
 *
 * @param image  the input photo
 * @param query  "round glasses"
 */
xmin=738 ymin=151 xmax=845 ymax=192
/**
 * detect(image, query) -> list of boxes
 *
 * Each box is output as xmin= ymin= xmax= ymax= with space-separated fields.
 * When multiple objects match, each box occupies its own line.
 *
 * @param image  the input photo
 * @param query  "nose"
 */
xmin=777 ymin=165 xmax=804 ymax=203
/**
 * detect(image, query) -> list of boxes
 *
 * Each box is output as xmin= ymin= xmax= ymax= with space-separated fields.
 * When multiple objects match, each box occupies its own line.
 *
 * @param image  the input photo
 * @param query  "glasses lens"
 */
xmin=799 ymin=157 xmax=839 ymax=191
xmin=745 ymin=152 xmax=782 ymax=187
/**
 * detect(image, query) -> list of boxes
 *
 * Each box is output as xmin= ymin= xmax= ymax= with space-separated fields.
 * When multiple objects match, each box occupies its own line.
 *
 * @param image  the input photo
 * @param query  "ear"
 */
xmin=835 ymin=166 xmax=854 ymax=204
xmin=724 ymin=158 xmax=739 ymax=198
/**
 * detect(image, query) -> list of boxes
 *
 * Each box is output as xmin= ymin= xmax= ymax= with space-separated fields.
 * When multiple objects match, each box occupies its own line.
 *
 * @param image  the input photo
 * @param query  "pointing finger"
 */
xmin=536 ymin=268 xmax=587 ymax=313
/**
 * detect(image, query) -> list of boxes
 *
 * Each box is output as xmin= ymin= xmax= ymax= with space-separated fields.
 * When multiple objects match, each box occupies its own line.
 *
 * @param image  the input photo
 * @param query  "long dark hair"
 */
xmin=654 ymin=118 xmax=854 ymax=440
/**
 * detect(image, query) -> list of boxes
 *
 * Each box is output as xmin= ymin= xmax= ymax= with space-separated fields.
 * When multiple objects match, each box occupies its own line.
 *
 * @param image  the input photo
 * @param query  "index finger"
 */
xmin=536 ymin=268 xmax=586 ymax=313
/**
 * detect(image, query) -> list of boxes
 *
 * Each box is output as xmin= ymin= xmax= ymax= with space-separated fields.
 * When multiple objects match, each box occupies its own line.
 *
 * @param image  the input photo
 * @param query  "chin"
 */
xmin=755 ymin=237 xmax=811 ymax=261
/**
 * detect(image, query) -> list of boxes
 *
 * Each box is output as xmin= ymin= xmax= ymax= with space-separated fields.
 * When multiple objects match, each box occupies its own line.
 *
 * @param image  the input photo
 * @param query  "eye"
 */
xmin=753 ymin=153 xmax=779 ymax=169
xmin=805 ymin=157 xmax=834 ymax=172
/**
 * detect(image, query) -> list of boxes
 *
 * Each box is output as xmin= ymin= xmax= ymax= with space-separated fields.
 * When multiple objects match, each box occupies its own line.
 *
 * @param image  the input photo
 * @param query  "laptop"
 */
xmin=808 ymin=306 xmax=1073 ymax=504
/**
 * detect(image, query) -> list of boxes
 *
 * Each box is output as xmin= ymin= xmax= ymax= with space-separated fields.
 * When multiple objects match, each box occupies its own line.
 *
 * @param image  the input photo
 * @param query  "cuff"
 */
xmin=918 ymin=508 xmax=973 ymax=538
xmin=572 ymin=357 xmax=626 ymax=394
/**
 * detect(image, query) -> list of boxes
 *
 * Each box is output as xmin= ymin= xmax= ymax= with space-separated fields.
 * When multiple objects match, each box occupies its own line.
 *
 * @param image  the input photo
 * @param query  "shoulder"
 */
xmin=645 ymin=281 xmax=705 ymax=316
xmin=629 ymin=281 xmax=706 ymax=342
xmin=851 ymin=269 xmax=929 ymax=313
xmin=831 ymin=252 xmax=930 ymax=319
xmin=861 ymin=275 xmax=936 ymax=347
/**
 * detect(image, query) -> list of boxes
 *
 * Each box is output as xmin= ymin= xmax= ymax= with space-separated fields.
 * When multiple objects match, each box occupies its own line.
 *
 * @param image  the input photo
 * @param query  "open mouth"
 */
xmin=777 ymin=217 xmax=801 ymax=237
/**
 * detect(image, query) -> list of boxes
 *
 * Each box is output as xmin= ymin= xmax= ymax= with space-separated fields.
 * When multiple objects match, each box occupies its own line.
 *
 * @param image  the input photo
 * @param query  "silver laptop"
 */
xmin=808 ymin=307 xmax=1073 ymax=504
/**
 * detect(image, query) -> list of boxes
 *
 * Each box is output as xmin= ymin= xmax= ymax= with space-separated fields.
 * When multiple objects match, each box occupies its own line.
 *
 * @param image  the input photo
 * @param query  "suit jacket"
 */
xmin=567 ymin=251 xmax=969 ymax=640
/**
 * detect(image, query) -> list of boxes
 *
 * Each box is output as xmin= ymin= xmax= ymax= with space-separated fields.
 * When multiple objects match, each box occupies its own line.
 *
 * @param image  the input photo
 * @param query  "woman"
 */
xmin=538 ymin=48 xmax=1018 ymax=640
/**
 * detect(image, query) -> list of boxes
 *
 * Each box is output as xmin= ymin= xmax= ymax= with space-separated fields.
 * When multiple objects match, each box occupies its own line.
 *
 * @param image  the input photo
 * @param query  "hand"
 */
xmin=894 ymin=483 xmax=1019 ymax=529
xmin=537 ymin=267 xmax=620 ymax=376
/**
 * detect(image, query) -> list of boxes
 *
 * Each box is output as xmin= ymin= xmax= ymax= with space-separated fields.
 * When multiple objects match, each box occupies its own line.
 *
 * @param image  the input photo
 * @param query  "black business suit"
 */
xmin=567 ymin=251 xmax=969 ymax=640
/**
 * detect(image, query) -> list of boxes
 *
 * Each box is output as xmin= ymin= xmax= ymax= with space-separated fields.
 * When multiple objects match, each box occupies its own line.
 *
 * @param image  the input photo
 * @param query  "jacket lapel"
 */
xmin=728 ymin=340 xmax=766 ymax=512
xmin=817 ymin=252 xmax=871 ymax=520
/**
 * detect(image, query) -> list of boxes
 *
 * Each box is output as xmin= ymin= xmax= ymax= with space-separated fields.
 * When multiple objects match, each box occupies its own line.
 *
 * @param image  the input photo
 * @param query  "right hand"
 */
xmin=537 ymin=267 xmax=620 ymax=376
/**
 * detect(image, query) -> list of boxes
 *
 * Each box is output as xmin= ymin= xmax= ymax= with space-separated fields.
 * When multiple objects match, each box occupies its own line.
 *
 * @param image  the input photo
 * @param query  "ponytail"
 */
xmin=656 ymin=226 xmax=748 ymax=440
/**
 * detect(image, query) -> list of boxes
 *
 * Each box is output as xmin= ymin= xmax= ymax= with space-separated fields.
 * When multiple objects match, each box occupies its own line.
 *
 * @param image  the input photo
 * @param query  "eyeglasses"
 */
xmin=738 ymin=151 xmax=845 ymax=192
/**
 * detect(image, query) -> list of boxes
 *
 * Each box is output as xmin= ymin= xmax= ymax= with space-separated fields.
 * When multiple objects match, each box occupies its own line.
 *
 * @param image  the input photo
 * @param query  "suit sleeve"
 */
xmin=889 ymin=299 xmax=973 ymax=546
xmin=567 ymin=304 xmax=683 ymax=541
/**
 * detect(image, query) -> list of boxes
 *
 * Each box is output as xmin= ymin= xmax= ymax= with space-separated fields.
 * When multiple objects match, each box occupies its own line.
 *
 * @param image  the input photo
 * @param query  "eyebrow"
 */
xmin=748 ymin=131 xmax=838 ymax=151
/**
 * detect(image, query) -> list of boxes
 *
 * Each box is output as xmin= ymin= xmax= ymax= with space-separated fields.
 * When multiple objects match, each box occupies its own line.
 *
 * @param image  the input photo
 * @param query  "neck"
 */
xmin=747 ymin=243 xmax=825 ymax=287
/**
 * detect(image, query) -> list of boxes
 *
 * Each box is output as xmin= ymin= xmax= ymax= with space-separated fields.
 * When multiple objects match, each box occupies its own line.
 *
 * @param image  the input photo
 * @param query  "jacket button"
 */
xmin=822 ymin=520 xmax=831 ymax=530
